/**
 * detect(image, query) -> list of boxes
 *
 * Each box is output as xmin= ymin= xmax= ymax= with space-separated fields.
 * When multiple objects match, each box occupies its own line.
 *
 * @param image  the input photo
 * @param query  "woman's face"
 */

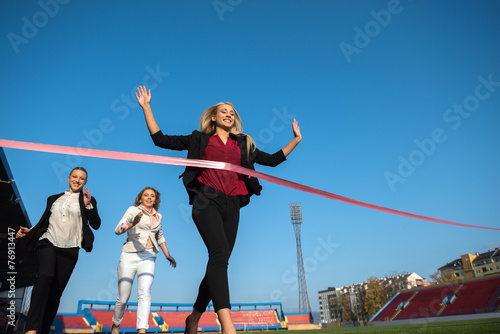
xmin=212 ymin=104 xmax=235 ymax=131
xmin=140 ymin=189 xmax=156 ymax=210
xmin=68 ymin=170 xmax=87 ymax=193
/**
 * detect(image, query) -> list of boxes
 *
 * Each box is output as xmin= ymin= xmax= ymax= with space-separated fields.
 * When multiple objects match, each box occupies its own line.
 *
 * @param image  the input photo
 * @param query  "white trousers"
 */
xmin=112 ymin=249 xmax=156 ymax=330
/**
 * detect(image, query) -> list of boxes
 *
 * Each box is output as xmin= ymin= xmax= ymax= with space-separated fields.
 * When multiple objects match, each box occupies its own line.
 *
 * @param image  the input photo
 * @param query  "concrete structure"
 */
xmin=318 ymin=287 xmax=341 ymax=323
xmin=439 ymin=248 xmax=500 ymax=280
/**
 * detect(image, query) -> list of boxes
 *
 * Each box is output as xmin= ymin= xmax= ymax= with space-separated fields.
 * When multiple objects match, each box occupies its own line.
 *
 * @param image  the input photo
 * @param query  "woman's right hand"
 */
xmin=136 ymin=86 xmax=151 ymax=108
xmin=132 ymin=212 xmax=143 ymax=225
xmin=16 ymin=226 xmax=31 ymax=239
xmin=120 ymin=212 xmax=143 ymax=233
xmin=135 ymin=86 xmax=160 ymax=135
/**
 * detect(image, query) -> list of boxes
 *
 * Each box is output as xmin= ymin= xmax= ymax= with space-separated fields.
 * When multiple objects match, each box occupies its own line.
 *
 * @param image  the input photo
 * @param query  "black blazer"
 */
xmin=151 ymin=130 xmax=286 ymax=206
xmin=22 ymin=192 xmax=101 ymax=252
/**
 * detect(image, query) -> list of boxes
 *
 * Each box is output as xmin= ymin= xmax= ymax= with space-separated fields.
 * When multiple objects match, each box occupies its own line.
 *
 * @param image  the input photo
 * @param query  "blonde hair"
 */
xmin=70 ymin=167 xmax=88 ymax=178
xmin=200 ymin=102 xmax=255 ymax=156
xmin=134 ymin=187 xmax=161 ymax=211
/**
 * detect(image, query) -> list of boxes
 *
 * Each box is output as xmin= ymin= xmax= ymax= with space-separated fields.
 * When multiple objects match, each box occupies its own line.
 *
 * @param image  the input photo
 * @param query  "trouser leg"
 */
xmin=39 ymin=246 xmax=78 ymax=334
xmin=136 ymin=251 xmax=156 ymax=330
xmin=26 ymin=240 xmax=78 ymax=334
xmin=25 ymin=241 xmax=56 ymax=332
xmin=112 ymin=252 xmax=138 ymax=325
xmin=192 ymin=188 xmax=240 ymax=313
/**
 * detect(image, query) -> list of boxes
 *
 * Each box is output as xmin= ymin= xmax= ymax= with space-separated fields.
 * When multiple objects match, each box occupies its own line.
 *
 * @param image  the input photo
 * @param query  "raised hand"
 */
xmin=136 ymin=86 xmax=151 ymax=108
xmin=281 ymin=118 xmax=302 ymax=157
xmin=132 ymin=212 xmax=143 ymax=226
xmin=83 ymin=187 xmax=92 ymax=208
xmin=136 ymin=85 xmax=160 ymax=135
xmin=120 ymin=212 xmax=143 ymax=233
xmin=292 ymin=118 xmax=302 ymax=141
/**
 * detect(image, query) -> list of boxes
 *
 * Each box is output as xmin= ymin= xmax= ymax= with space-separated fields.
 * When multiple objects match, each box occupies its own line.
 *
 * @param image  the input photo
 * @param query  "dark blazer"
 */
xmin=22 ymin=192 xmax=101 ymax=252
xmin=151 ymin=130 xmax=286 ymax=206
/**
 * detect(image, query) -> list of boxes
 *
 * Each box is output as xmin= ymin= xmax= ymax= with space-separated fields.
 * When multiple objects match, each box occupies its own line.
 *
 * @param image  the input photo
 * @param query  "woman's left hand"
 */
xmin=16 ymin=226 xmax=31 ymax=238
xmin=120 ymin=223 xmax=130 ymax=233
xmin=83 ymin=187 xmax=92 ymax=208
xmin=282 ymin=118 xmax=302 ymax=157
xmin=166 ymin=254 xmax=177 ymax=268
xmin=292 ymin=119 xmax=302 ymax=141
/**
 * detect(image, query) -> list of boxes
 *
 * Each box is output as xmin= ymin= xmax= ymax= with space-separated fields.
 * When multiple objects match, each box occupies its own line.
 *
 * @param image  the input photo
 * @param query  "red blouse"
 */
xmin=197 ymin=135 xmax=249 ymax=196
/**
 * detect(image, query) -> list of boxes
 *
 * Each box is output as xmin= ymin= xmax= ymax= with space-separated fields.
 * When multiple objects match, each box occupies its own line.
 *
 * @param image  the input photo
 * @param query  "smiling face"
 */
xmin=68 ymin=169 xmax=87 ymax=193
xmin=212 ymin=103 xmax=235 ymax=131
xmin=140 ymin=189 xmax=156 ymax=210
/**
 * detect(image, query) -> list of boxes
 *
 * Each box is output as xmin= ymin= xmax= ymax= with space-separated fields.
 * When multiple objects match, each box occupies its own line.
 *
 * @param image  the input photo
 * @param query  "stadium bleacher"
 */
xmin=372 ymin=276 xmax=500 ymax=322
xmin=155 ymin=311 xmax=219 ymax=331
xmin=393 ymin=284 xmax=459 ymax=320
xmin=283 ymin=312 xmax=320 ymax=330
xmin=90 ymin=310 xmax=160 ymax=332
xmin=53 ymin=301 xmax=286 ymax=333
xmin=284 ymin=313 xmax=312 ymax=325
xmin=371 ymin=290 xmax=416 ymax=321
xmin=55 ymin=315 xmax=93 ymax=333
xmin=46 ymin=275 xmax=500 ymax=332
xmin=440 ymin=276 xmax=500 ymax=316
xmin=231 ymin=310 xmax=282 ymax=330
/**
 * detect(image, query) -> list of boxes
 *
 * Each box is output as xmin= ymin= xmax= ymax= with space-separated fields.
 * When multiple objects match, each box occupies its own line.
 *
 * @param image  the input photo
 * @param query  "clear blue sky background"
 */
xmin=1 ymin=0 xmax=499 ymax=315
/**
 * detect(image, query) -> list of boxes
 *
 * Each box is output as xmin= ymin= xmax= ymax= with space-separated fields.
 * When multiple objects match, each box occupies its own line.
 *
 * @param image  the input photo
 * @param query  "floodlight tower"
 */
xmin=289 ymin=202 xmax=311 ymax=313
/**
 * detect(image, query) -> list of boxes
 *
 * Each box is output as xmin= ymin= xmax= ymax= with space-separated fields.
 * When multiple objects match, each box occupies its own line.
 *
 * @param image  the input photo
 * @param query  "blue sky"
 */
xmin=1 ymin=0 xmax=499 ymax=315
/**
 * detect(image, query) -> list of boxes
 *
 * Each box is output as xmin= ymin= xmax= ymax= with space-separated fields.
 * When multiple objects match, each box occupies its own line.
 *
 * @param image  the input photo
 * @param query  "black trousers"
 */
xmin=25 ymin=239 xmax=79 ymax=334
xmin=192 ymin=186 xmax=241 ymax=312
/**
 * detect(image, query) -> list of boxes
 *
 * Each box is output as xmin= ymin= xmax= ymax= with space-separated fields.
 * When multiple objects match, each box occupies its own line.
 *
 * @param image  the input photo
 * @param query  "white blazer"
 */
xmin=115 ymin=206 xmax=166 ymax=254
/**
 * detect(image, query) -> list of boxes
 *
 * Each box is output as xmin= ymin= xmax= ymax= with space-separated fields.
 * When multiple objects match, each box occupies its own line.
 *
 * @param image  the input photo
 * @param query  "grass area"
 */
xmin=289 ymin=317 xmax=500 ymax=333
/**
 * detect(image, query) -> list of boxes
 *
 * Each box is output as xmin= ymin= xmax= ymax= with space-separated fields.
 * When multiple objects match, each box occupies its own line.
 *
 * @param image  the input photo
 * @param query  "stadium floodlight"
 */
xmin=289 ymin=202 xmax=311 ymax=313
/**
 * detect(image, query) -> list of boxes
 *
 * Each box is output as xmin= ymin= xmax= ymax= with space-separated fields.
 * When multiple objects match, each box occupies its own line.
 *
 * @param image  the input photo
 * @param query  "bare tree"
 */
xmin=341 ymin=293 xmax=354 ymax=322
xmin=352 ymin=284 xmax=368 ymax=323
xmin=430 ymin=270 xmax=463 ymax=285
xmin=328 ymin=294 xmax=343 ymax=323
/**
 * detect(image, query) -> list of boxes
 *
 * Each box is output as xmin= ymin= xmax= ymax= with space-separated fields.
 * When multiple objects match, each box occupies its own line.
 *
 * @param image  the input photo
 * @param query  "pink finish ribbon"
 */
xmin=1 ymin=139 xmax=498 ymax=231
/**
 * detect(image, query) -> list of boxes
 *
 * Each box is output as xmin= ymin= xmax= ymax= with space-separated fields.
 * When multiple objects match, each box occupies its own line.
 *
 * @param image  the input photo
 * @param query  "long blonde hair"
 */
xmin=200 ymin=102 xmax=255 ymax=156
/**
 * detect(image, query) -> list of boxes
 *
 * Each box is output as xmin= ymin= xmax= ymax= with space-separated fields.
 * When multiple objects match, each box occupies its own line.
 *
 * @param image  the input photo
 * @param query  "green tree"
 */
xmin=364 ymin=277 xmax=389 ymax=318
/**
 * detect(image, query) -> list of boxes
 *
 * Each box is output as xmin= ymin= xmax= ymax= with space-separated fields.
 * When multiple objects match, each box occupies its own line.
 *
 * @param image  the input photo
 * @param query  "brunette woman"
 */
xmin=111 ymin=187 xmax=176 ymax=334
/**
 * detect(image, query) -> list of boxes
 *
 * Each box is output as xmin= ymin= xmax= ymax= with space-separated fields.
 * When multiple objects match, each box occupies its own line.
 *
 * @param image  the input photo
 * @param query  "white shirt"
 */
xmin=115 ymin=206 xmax=165 ymax=254
xmin=40 ymin=191 xmax=83 ymax=248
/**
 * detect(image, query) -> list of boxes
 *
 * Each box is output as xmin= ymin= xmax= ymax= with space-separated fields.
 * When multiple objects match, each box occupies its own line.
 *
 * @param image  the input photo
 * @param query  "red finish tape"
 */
xmin=1 ymin=139 xmax=498 ymax=231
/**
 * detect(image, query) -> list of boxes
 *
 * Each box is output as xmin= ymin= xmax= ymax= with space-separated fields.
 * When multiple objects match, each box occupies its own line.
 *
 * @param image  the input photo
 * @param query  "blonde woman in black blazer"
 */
xmin=136 ymin=86 xmax=301 ymax=334
xmin=16 ymin=167 xmax=100 ymax=334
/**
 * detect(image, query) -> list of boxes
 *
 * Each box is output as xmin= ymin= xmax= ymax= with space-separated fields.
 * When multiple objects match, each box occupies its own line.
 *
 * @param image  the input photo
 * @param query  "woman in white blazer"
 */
xmin=111 ymin=187 xmax=176 ymax=334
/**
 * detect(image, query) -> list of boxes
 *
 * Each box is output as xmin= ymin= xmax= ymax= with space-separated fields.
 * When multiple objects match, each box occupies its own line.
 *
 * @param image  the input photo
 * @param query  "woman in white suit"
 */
xmin=111 ymin=187 xmax=176 ymax=334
